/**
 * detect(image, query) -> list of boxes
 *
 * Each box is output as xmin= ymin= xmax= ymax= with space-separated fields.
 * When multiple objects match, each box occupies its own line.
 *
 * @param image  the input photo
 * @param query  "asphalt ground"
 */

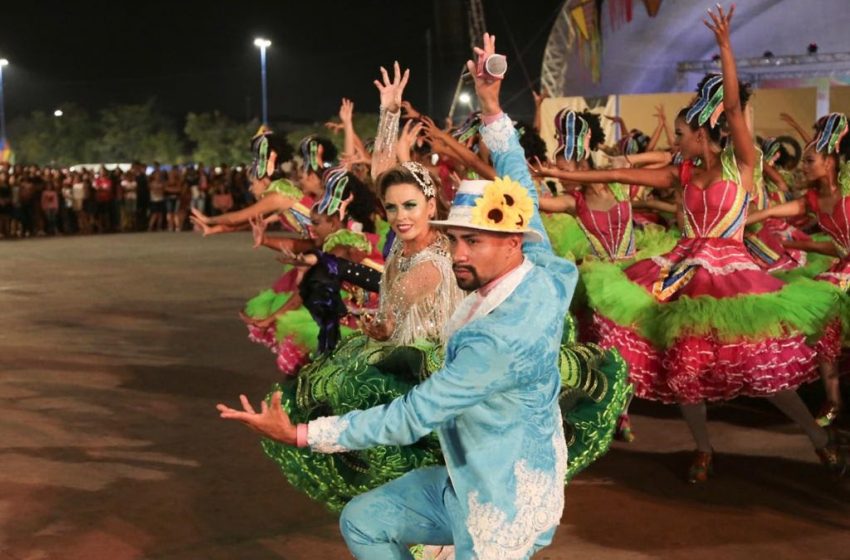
xmin=1 ymin=232 xmax=848 ymax=560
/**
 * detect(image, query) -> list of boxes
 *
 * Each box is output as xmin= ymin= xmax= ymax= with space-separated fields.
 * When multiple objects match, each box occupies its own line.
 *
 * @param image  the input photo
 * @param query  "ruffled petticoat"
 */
xmin=812 ymin=256 xmax=850 ymax=361
xmin=243 ymin=281 xmax=316 ymax=376
xmin=583 ymin=237 xmax=843 ymax=404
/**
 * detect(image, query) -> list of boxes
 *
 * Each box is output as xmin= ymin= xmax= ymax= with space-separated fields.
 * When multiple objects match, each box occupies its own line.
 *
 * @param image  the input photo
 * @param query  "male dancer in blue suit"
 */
xmin=218 ymin=34 xmax=579 ymax=559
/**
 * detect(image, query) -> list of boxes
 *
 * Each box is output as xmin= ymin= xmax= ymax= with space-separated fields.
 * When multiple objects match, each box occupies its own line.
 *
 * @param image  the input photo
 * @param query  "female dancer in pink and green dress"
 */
xmin=749 ymin=112 xmax=850 ymax=428
xmin=534 ymin=109 xmax=674 ymax=441
xmin=529 ymin=6 xmax=845 ymax=482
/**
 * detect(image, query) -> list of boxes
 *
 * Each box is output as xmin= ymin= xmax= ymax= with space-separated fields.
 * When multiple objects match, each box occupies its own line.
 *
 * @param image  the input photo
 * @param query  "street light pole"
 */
xmin=0 ymin=59 xmax=9 ymax=142
xmin=253 ymin=38 xmax=271 ymax=124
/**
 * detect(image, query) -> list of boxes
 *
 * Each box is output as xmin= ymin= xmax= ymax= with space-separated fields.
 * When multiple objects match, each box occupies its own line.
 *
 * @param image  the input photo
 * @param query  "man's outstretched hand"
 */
xmin=466 ymin=33 xmax=502 ymax=117
xmin=217 ymin=391 xmax=298 ymax=445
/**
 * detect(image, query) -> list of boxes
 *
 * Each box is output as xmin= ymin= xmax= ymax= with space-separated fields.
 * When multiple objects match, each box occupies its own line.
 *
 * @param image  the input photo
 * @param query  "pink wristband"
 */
xmin=296 ymin=423 xmax=309 ymax=448
xmin=481 ymin=111 xmax=505 ymax=125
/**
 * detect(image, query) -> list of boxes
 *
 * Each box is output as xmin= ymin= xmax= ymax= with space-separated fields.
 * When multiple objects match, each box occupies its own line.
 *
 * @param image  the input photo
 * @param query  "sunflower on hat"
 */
xmin=471 ymin=176 xmax=534 ymax=232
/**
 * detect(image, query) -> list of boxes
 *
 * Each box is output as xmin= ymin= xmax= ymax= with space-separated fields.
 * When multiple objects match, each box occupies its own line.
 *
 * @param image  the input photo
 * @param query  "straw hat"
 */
xmin=430 ymin=177 xmax=543 ymax=242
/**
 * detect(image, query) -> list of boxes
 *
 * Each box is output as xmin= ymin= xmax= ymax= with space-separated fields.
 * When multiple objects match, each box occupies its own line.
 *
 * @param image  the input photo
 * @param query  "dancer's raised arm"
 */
xmin=371 ymin=61 xmax=409 ymax=181
xmin=705 ymin=5 xmax=756 ymax=190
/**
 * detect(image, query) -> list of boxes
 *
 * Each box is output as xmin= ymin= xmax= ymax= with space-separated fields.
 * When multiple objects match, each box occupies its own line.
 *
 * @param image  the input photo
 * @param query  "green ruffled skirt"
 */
xmin=262 ymin=318 xmax=632 ymax=512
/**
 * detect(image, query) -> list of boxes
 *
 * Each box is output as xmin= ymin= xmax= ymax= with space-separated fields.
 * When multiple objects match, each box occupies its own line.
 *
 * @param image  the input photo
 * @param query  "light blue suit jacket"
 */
xmin=307 ymin=113 xmax=578 ymax=558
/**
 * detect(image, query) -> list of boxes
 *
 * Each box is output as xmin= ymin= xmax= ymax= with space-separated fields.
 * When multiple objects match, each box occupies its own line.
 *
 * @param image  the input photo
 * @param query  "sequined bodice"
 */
xmin=380 ymin=233 xmax=465 ymax=345
xmin=574 ymin=191 xmax=635 ymax=261
xmin=681 ymin=162 xmax=748 ymax=241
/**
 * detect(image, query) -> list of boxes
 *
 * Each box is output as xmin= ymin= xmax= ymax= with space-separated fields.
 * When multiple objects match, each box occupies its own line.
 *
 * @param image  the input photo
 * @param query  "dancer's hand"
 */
xmin=529 ymin=157 xmax=554 ymax=178
xmin=704 ymin=3 xmax=735 ymax=47
xmin=278 ymin=249 xmax=318 ymax=267
xmin=467 ymin=33 xmax=502 ymax=116
xmin=401 ymin=100 xmax=421 ymax=120
xmin=249 ymin=214 xmax=267 ymax=248
xmin=324 ymin=121 xmax=344 ymax=134
xmin=190 ymin=215 xmax=219 ymax=236
xmin=421 ymin=116 xmax=454 ymax=155
xmin=396 ymin=120 xmax=424 ymax=162
xmin=217 ymin=392 xmax=297 ymax=445
xmin=374 ymin=61 xmax=410 ymax=113
xmin=421 ymin=115 xmax=448 ymax=140
xmin=361 ymin=312 xmax=393 ymax=341
xmin=340 ymin=152 xmax=371 ymax=167
xmin=339 ymin=97 xmax=354 ymax=125
xmin=190 ymin=207 xmax=211 ymax=226
xmin=654 ymin=104 xmax=667 ymax=123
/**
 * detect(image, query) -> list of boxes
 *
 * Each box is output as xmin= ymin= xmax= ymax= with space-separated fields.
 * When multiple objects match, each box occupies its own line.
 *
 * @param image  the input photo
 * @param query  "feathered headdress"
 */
xmin=685 ymin=74 xmax=725 ymax=128
xmin=761 ymin=137 xmax=782 ymax=166
xmin=812 ymin=112 xmax=849 ymax=155
xmin=314 ymin=165 xmax=350 ymax=217
xmin=250 ymin=127 xmax=273 ymax=179
xmin=617 ymin=129 xmax=649 ymax=156
xmin=554 ymin=108 xmax=592 ymax=161
xmin=299 ymin=135 xmax=327 ymax=173
xmin=453 ymin=112 xmax=482 ymax=143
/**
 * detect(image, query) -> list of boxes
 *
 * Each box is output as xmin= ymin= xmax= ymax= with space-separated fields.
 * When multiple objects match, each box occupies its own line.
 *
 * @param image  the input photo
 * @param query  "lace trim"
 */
xmin=651 ymin=255 xmax=761 ymax=275
xmin=466 ymin=424 xmax=567 ymax=559
xmin=307 ymin=415 xmax=350 ymax=454
xmin=480 ymin=114 xmax=515 ymax=154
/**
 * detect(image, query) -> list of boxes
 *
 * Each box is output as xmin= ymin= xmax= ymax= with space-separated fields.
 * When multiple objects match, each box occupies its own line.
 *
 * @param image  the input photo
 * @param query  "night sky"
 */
xmin=0 ymin=1 xmax=564 ymax=126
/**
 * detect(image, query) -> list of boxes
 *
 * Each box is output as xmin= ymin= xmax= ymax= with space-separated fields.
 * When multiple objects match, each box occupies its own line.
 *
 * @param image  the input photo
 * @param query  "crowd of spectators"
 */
xmin=0 ymin=161 xmax=256 ymax=239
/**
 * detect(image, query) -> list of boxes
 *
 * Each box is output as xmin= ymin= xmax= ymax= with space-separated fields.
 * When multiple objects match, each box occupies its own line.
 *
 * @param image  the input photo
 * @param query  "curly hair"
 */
xmin=759 ymin=135 xmax=801 ymax=169
xmin=343 ymin=173 xmax=378 ymax=233
xmin=515 ymin=120 xmax=548 ymax=162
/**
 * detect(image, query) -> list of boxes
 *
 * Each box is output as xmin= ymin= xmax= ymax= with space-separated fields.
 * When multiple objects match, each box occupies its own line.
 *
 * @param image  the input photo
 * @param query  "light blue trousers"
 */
xmin=339 ymin=465 xmax=552 ymax=559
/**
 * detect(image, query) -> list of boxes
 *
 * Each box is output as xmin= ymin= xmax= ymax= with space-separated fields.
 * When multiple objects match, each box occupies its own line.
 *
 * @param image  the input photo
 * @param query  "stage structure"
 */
xmin=447 ymin=0 xmax=487 ymax=122
xmin=541 ymin=0 xmax=850 ymax=101
xmin=538 ymin=0 xmax=850 ymax=149
xmin=678 ymin=52 xmax=850 ymax=118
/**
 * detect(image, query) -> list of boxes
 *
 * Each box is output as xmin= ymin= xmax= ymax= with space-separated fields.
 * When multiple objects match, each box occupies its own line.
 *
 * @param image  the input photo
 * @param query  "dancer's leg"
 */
xmin=680 ymin=401 xmax=714 ymax=482
xmin=765 ymin=389 xmax=829 ymax=449
xmin=340 ymin=466 xmax=457 ymax=560
xmin=679 ymin=401 xmax=711 ymax=452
